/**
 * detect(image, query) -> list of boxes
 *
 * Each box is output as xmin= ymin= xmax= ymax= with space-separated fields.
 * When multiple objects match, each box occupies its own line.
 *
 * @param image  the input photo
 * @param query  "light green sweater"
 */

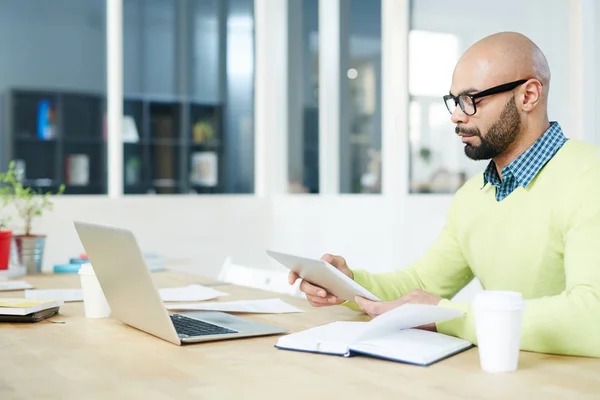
xmin=346 ymin=139 xmax=600 ymax=357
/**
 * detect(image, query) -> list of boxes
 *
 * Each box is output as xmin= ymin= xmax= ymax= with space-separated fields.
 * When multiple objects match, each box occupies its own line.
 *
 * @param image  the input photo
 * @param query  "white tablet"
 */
xmin=266 ymin=250 xmax=381 ymax=302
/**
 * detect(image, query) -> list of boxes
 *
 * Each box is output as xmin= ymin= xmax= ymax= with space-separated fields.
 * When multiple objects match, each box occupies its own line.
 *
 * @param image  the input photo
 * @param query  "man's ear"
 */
xmin=520 ymin=79 xmax=543 ymax=112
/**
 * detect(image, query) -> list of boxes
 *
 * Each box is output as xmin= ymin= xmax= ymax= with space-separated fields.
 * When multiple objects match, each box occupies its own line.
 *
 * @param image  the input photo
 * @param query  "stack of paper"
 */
xmin=0 ymin=298 xmax=64 ymax=316
xmin=159 ymin=284 xmax=229 ymax=302
xmin=25 ymin=289 xmax=83 ymax=302
xmin=0 ymin=281 xmax=33 ymax=291
xmin=0 ymin=265 xmax=27 ymax=280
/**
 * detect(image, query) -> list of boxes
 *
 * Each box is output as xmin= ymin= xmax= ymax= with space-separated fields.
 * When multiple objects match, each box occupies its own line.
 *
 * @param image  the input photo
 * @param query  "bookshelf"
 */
xmin=2 ymin=89 xmax=225 ymax=195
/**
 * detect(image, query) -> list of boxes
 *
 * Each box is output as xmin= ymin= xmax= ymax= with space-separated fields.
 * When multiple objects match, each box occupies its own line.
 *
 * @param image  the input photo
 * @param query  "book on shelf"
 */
xmin=122 ymin=115 xmax=139 ymax=143
xmin=190 ymin=151 xmax=218 ymax=187
xmin=275 ymin=303 xmax=473 ymax=366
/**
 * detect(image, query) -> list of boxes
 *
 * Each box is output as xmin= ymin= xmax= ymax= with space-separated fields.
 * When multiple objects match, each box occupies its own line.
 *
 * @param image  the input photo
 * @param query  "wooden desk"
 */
xmin=1 ymin=271 xmax=599 ymax=399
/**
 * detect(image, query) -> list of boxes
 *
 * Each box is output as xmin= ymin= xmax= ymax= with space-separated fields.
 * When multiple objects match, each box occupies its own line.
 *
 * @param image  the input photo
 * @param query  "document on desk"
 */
xmin=0 ymin=281 xmax=33 ymax=291
xmin=166 ymin=298 xmax=304 ymax=314
xmin=275 ymin=303 xmax=473 ymax=366
xmin=25 ymin=284 xmax=229 ymax=303
xmin=25 ymin=289 xmax=83 ymax=302
xmin=159 ymin=284 xmax=229 ymax=302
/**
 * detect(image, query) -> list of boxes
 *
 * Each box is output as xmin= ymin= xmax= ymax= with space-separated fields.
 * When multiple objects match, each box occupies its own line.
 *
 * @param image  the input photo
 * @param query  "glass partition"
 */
xmin=288 ymin=0 xmax=319 ymax=194
xmin=122 ymin=0 xmax=255 ymax=195
xmin=341 ymin=0 xmax=382 ymax=194
xmin=0 ymin=0 xmax=255 ymax=196
xmin=0 ymin=0 xmax=107 ymax=195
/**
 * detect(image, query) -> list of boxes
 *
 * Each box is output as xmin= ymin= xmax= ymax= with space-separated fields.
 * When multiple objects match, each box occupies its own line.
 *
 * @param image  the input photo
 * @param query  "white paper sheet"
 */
xmin=159 ymin=284 xmax=229 ymax=302
xmin=24 ymin=284 xmax=229 ymax=303
xmin=0 ymin=281 xmax=33 ymax=291
xmin=356 ymin=303 xmax=464 ymax=342
xmin=165 ymin=298 xmax=304 ymax=314
xmin=25 ymin=289 xmax=83 ymax=302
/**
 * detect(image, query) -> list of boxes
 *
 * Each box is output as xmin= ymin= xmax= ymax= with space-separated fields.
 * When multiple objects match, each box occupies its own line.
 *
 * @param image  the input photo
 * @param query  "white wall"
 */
xmin=31 ymin=194 xmax=453 ymax=279
xmin=34 ymin=196 xmax=270 ymax=278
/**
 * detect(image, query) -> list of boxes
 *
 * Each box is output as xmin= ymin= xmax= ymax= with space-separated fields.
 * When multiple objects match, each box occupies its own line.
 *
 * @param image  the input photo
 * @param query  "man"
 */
xmin=289 ymin=32 xmax=600 ymax=358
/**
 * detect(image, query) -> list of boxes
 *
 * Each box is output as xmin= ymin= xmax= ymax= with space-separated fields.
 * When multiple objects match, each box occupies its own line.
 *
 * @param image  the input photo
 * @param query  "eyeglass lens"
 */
xmin=445 ymin=95 xmax=475 ymax=115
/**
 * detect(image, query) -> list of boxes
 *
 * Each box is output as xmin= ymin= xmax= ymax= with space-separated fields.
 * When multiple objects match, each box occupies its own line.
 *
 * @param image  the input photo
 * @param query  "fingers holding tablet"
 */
xmin=300 ymin=280 xmax=345 ymax=306
xmin=267 ymin=250 xmax=380 ymax=305
xmin=319 ymin=253 xmax=354 ymax=280
xmin=288 ymin=268 xmax=341 ymax=306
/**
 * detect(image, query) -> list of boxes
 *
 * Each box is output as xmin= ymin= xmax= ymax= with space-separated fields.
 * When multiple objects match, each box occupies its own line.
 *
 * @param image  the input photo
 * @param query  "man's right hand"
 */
xmin=288 ymin=253 xmax=354 ymax=307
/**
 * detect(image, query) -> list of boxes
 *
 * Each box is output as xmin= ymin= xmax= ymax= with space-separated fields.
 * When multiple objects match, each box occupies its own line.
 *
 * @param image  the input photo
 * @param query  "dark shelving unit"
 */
xmin=2 ymin=89 xmax=226 ymax=195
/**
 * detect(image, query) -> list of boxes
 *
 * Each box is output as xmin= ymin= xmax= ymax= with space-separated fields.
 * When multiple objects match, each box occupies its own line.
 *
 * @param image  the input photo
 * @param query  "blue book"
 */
xmin=274 ymin=304 xmax=473 ymax=366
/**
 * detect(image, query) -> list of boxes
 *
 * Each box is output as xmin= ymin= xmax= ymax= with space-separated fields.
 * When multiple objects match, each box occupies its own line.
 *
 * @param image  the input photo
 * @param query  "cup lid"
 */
xmin=473 ymin=290 xmax=525 ymax=311
xmin=78 ymin=263 xmax=95 ymax=275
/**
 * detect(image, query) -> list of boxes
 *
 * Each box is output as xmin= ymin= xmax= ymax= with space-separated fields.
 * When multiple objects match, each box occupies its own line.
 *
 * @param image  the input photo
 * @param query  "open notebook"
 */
xmin=275 ymin=303 xmax=473 ymax=366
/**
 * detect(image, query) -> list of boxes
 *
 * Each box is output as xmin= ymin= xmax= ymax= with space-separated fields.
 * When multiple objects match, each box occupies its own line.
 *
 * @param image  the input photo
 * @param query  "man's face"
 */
xmin=449 ymin=60 xmax=522 ymax=161
xmin=457 ymin=96 xmax=521 ymax=160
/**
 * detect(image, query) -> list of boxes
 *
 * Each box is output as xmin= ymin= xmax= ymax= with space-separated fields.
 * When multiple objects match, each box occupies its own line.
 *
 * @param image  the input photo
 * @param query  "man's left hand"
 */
xmin=355 ymin=289 xmax=443 ymax=331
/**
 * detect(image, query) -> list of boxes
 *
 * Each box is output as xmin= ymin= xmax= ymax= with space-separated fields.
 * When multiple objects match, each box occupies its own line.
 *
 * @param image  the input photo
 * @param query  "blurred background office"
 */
xmin=0 ymin=0 xmax=597 ymax=295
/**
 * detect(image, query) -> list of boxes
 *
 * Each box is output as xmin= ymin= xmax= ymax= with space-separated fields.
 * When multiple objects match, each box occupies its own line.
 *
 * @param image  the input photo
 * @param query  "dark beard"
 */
xmin=458 ymin=96 xmax=521 ymax=160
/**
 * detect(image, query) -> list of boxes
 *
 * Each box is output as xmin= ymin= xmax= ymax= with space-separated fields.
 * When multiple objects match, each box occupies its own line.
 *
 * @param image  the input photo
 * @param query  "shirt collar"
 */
xmin=482 ymin=121 xmax=567 ymax=189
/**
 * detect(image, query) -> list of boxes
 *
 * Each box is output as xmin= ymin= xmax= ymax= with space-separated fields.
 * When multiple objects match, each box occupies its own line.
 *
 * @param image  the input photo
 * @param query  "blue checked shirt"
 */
xmin=482 ymin=121 xmax=568 ymax=201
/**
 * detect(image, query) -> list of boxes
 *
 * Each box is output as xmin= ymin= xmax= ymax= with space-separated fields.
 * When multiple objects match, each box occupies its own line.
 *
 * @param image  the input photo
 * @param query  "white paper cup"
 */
xmin=473 ymin=290 xmax=525 ymax=373
xmin=78 ymin=263 xmax=111 ymax=318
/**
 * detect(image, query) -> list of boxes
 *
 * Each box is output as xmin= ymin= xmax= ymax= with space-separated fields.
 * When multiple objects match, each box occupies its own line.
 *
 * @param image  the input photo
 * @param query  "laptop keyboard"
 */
xmin=170 ymin=314 xmax=237 ymax=337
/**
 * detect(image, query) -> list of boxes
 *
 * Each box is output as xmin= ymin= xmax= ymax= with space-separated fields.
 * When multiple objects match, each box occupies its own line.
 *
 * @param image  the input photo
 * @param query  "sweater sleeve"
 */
xmin=343 ymin=195 xmax=474 ymax=312
xmin=437 ymin=167 xmax=600 ymax=357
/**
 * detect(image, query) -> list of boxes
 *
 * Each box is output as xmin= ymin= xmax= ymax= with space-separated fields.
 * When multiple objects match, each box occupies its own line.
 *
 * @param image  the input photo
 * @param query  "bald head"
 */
xmin=461 ymin=32 xmax=549 ymax=87
xmin=454 ymin=32 xmax=550 ymax=99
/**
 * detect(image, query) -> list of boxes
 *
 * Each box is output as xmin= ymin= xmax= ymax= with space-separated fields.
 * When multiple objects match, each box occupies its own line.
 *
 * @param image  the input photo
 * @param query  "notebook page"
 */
xmin=350 ymin=329 xmax=472 ymax=366
xmin=356 ymin=304 xmax=463 ymax=342
xmin=276 ymin=321 xmax=368 ymax=355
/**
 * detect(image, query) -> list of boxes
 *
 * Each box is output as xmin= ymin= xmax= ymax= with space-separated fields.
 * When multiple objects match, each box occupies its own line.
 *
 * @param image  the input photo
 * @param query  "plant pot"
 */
xmin=0 ymin=230 xmax=12 ymax=270
xmin=13 ymin=235 xmax=46 ymax=275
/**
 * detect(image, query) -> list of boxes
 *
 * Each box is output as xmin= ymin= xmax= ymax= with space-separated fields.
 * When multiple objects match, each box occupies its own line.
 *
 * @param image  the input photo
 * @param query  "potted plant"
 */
xmin=0 ymin=161 xmax=64 ymax=274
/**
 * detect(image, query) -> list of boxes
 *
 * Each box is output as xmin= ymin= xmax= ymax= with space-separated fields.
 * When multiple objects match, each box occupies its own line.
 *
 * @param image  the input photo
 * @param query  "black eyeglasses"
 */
xmin=443 ymin=79 xmax=530 ymax=116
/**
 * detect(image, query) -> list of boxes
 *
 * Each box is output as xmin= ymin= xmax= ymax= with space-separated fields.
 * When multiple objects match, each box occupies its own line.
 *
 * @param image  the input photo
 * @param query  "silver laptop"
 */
xmin=73 ymin=221 xmax=288 ymax=345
